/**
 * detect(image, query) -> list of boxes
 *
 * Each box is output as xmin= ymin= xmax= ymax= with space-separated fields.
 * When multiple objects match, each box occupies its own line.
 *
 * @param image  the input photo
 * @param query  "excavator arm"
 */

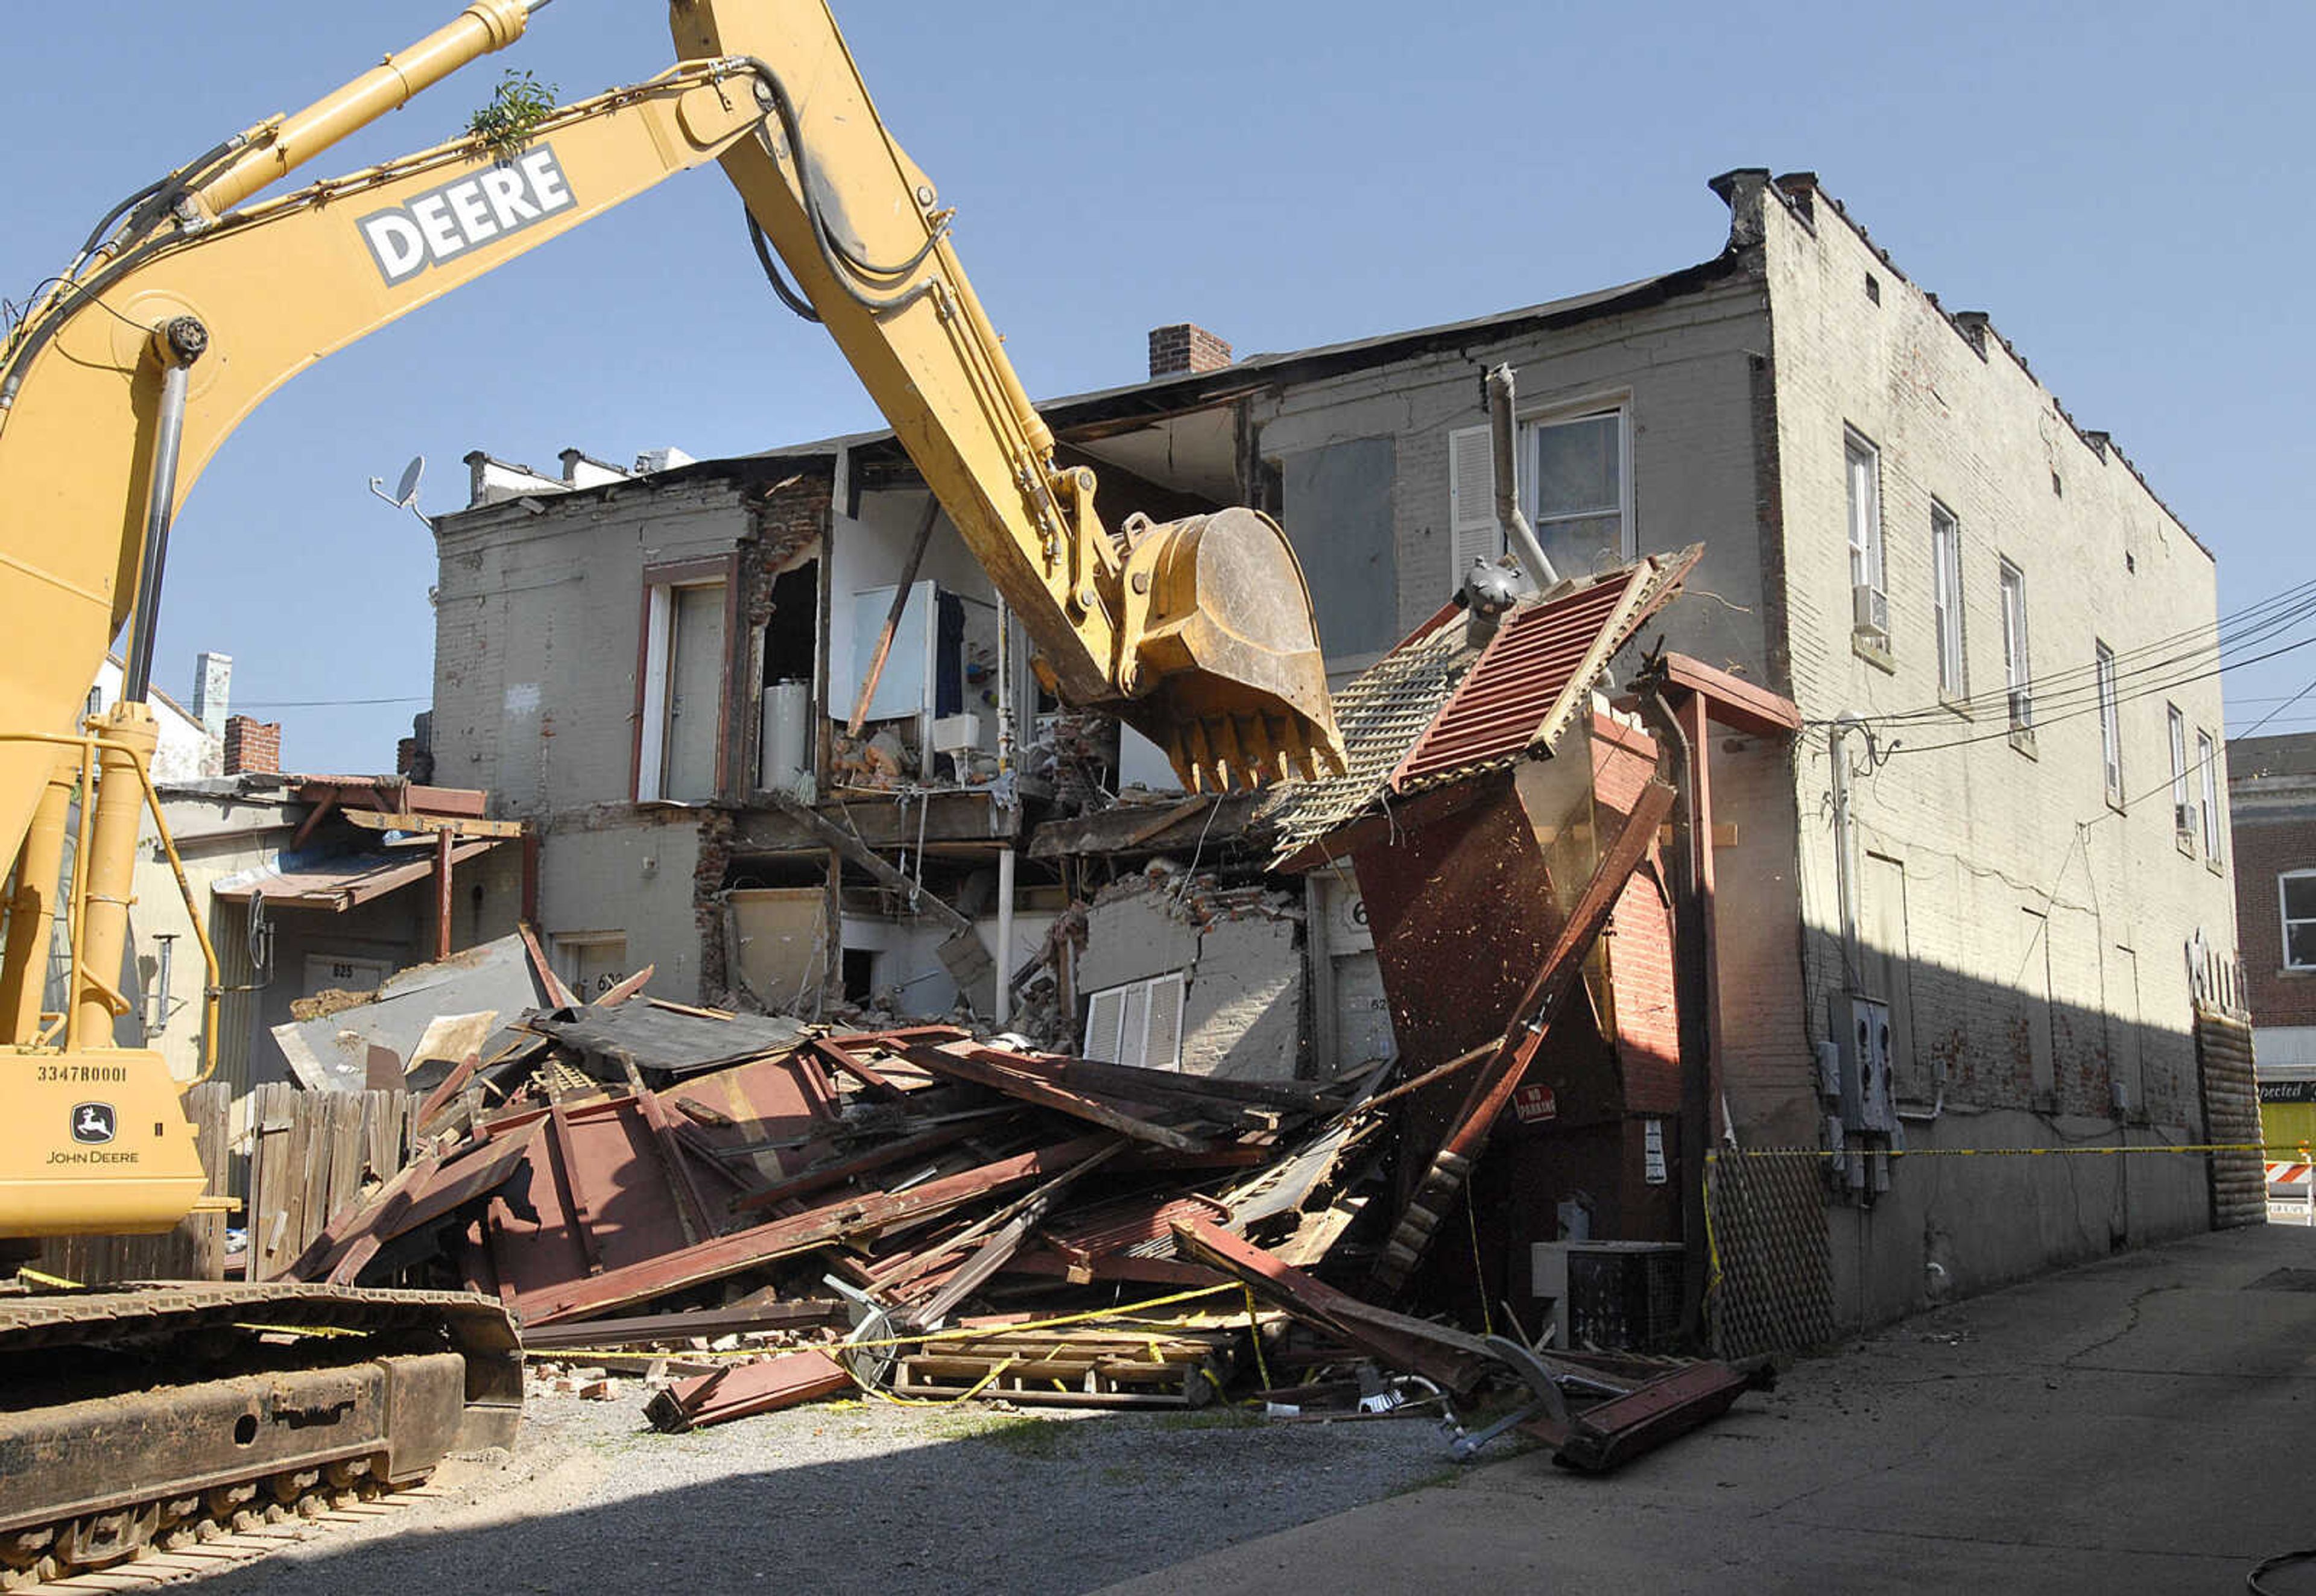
xmin=672 ymin=1 xmax=1343 ymax=792
xmin=0 ymin=0 xmax=1343 ymax=1230
xmin=0 ymin=0 xmax=1340 ymax=866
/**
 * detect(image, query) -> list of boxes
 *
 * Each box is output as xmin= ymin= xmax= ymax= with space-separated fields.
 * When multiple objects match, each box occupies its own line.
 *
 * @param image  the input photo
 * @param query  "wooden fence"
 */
xmin=39 ymin=1082 xmax=231 ymax=1285
xmin=34 ymin=1082 xmax=419 ymax=1286
xmin=247 ymin=1083 xmax=417 ymax=1280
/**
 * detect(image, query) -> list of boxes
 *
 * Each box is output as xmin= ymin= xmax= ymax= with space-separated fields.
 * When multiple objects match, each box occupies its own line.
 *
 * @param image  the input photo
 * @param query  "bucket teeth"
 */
xmin=1210 ymin=717 xmax=1248 ymax=792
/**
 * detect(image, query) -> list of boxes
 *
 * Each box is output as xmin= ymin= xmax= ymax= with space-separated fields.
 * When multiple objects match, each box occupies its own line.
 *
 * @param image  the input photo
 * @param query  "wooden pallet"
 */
xmin=890 ymin=1326 xmax=1236 ymax=1408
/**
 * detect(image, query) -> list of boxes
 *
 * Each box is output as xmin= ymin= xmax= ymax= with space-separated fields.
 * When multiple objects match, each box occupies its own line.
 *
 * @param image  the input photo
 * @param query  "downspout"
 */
xmin=1483 ymin=364 xmax=1559 ymax=589
xmin=1828 ymin=716 xmax=1865 ymax=991
xmin=1645 ymin=687 xmax=1715 ymax=1346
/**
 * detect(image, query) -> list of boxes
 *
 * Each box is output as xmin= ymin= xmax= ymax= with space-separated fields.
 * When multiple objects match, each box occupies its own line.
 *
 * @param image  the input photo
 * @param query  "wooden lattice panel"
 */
xmin=1707 ymin=1152 xmax=1837 ymax=1360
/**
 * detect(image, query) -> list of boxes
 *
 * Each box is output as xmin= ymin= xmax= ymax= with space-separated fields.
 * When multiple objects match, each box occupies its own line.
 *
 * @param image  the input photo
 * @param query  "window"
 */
xmin=1931 ymin=503 xmax=1965 ymax=698
xmin=2167 ymin=705 xmax=2192 ymax=842
xmin=1845 ymin=432 xmax=1885 ymax=634
xmin=1999 ymin=560 xmax=2031 ymax=728
xmin=2095 ymin=643 xmax=2122 ymax=805
xmin=1529 ymin=409 xmax=1628 ymax=580
xmin=2283 ymin=873 xmax=2316 ymax=970
xmin=1447 ymin=403 xmax=1631 ymax=595
xmin=2198 ymin=731 xmax=2222 ymax=862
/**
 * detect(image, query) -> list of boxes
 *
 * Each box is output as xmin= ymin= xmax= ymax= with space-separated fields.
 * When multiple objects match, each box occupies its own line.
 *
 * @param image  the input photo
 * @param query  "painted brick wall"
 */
xmin=430 ymin=478 xmax=758 ymax=819
xmin=1751 ymin=170 xmax=2231 ymax=1129
xmin=1247 ymin=275 xmax=1774 ymax=683
xmin=1741 ymin=169 xmax=2233 ymax=1325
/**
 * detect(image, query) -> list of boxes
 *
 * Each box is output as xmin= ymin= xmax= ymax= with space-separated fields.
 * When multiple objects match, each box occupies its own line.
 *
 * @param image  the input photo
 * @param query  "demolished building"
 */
xmin=416 ymin=168 xmax=2241 ymax=1338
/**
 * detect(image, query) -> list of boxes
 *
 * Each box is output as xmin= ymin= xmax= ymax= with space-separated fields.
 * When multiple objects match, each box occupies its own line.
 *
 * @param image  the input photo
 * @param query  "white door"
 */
xmin=665 ymin=584 xmax=727 ymax=802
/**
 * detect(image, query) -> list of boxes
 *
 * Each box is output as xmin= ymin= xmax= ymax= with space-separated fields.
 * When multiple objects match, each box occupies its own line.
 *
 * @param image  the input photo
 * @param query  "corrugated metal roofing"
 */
xmin=1391 ymin=576 xmax=1638 ymax=792
xmin=1260 ymin=547 xmax=1700 ymax=864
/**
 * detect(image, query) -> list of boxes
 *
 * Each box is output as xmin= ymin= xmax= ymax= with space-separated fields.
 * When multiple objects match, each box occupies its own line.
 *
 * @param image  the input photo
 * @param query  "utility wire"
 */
xmin=1807 ymin=575 xmax=2316 ymax=729
xmin=1885 ymin=630 xmax=2316 ymax=758
xmin=232 ymin=695 xmax=428 ymax=709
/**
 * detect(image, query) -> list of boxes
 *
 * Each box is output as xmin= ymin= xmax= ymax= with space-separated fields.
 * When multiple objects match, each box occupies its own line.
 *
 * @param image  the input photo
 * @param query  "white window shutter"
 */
xmin=1143 ymin=973 xmax=1186 ymax=1070
xmin=1084 ymin=987 xmax=1125 ymax=1063
xmin=1448 ymin=425 xmax=1501 ymax=597
xmin=1116 ymin=985 xmax=1150 ymax=1068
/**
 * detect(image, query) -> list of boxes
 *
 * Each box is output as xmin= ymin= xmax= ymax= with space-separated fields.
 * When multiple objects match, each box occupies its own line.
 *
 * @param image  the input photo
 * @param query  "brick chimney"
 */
xmin=223 ymin=715 xmax=281 ymax=777
xmin=1148 ymin=323 xmax=1233 ymax=380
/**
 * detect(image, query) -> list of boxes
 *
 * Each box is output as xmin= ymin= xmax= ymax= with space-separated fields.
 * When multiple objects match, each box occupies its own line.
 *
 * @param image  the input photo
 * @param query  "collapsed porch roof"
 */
xmin=214 ymin=839 xmax=501 ymax=913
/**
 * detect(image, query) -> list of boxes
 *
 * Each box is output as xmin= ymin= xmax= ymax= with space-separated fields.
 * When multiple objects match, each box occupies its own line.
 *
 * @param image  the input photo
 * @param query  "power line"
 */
xmin=1885 ymin=629 xmax=2316 ymax=759
xmin=232 ymin=695 xmax=428 ymax=709
xmin=1807 ymin=574 xmax=2316 ymax=730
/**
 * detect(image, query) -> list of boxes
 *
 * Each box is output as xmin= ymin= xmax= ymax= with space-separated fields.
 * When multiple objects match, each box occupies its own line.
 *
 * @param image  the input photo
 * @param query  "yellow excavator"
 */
xmin=0 ymin=1 xmax=1343 ymax=1580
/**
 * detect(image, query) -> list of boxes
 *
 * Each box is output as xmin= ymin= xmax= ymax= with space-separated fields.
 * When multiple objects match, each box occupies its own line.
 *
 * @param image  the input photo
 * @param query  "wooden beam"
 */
xmin=761 ymin=794 xmax=973 ymax=936
xmin=847 ymin=496 xmax=940 ymax=736
xmin=341 ymin=810 xmax=527 ymax=839
xmin=913 ymin=1042 xmax=1209 ymax=1153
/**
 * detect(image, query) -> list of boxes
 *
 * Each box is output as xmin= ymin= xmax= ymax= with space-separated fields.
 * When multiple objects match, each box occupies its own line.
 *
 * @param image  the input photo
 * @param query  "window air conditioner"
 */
xmin=2175 ymin=801 xmax=2198 ymax=846
xmin=1852 ymin=583 xmax=1889 ymax=642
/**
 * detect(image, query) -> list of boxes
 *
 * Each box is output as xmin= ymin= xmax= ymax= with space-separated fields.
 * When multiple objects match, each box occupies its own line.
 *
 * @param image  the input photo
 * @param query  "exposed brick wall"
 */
xmin=1608 ymin=863 xmax=1682 ymax=1114
xmin=223 ymin=716 xmax=280 ymax=777
xmin=2233 ymin=813 xmax=2316 ymax=1026
xmin=1148 ymin=323 xmax=1233 ymax=380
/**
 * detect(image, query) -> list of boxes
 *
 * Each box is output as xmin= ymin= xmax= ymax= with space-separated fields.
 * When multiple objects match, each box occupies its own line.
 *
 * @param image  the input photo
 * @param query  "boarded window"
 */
xmin=1279 ymin=437 xmax=1399 ymax=660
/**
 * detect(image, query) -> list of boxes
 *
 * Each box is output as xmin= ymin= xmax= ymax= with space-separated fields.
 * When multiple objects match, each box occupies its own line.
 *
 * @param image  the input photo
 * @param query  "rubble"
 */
xmin=286 ymin=939 xmax=1758 ymax=1469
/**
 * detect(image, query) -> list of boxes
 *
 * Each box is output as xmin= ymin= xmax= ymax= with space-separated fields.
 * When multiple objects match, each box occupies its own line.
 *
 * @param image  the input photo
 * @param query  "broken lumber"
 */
xmin=647 ymin=1350 xmax=853 ymax=1432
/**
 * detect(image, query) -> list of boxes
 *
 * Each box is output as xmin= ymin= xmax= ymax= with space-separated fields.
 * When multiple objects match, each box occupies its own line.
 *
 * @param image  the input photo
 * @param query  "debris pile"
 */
xmin=288 ymin=979 xmax=1762 ymax=1465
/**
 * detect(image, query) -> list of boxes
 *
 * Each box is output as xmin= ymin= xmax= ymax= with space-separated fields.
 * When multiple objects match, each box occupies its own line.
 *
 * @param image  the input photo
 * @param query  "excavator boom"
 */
xmin=0 ymin=4 xmax=1343 ymax=1579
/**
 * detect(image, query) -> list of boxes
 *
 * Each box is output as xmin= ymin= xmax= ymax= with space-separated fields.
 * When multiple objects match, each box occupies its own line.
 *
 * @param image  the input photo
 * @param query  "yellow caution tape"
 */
xmin=1707 ymin=1141 xmax=2292 ymax=1161
xmin=534 ymin=1282 xmax=1241 ymax=1366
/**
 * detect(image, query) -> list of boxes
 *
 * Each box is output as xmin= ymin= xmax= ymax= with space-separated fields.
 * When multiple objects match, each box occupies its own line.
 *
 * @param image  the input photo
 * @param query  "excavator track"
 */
xmin=0 ymin=1283 xmax=520 ymax=1590
xmin=1 ymin=1480 xmax=448 ymax=1595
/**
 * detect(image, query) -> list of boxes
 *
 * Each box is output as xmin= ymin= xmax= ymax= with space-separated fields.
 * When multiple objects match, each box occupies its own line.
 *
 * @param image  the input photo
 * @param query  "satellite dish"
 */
xmin=367 ymin=455 xmax=432 ymax=525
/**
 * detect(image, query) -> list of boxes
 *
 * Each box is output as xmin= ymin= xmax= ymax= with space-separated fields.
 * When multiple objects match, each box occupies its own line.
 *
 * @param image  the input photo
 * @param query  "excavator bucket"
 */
xmin=1116 ymin=507 xmax=1348 ymax=792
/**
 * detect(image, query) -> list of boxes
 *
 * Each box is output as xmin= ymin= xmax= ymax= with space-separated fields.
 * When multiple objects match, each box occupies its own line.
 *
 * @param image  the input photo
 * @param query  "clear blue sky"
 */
xmin=5 ymin=1 xmax=2310 ymax=772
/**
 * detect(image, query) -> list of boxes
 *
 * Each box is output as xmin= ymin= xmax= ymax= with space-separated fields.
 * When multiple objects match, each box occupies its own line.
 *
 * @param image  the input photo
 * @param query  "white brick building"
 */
xmin=426 ymin=169 xmax=2236 ymax=1331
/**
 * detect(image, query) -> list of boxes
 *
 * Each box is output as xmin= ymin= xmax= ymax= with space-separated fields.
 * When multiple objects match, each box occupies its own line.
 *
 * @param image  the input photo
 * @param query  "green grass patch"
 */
xmin=967 ymin=1415 xmax=1081 ymax=1460
xmin=1154 ymin=1403 xmax=1267 ymax=1433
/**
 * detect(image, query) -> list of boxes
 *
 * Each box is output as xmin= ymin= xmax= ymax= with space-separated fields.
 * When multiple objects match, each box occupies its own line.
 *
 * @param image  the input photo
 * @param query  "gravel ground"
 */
xmin=185 ymin=1378 xmax=1466 ymax=1595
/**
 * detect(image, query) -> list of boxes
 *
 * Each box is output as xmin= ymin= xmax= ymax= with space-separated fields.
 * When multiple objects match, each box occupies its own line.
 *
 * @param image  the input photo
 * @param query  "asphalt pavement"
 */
xmin=1099 ymin=1222 xmax=2316 ymax=1595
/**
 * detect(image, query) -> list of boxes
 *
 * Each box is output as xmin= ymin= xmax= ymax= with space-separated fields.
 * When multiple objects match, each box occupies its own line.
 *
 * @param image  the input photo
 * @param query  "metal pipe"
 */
xmin=1483 ymin=364 xmax=1558 ymax=588
xmin=124 ymin=319 xmax=206 ymax=704
xmin=996 ymin=598 xmax=1016 ymax=775
xmin=995 ymin=846 xmax=1016 ymax=1027
xmin=122 ymin=752 xmax=222 ymax=1083
xmin=189 ymin=0 xmax=534 ymax=220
